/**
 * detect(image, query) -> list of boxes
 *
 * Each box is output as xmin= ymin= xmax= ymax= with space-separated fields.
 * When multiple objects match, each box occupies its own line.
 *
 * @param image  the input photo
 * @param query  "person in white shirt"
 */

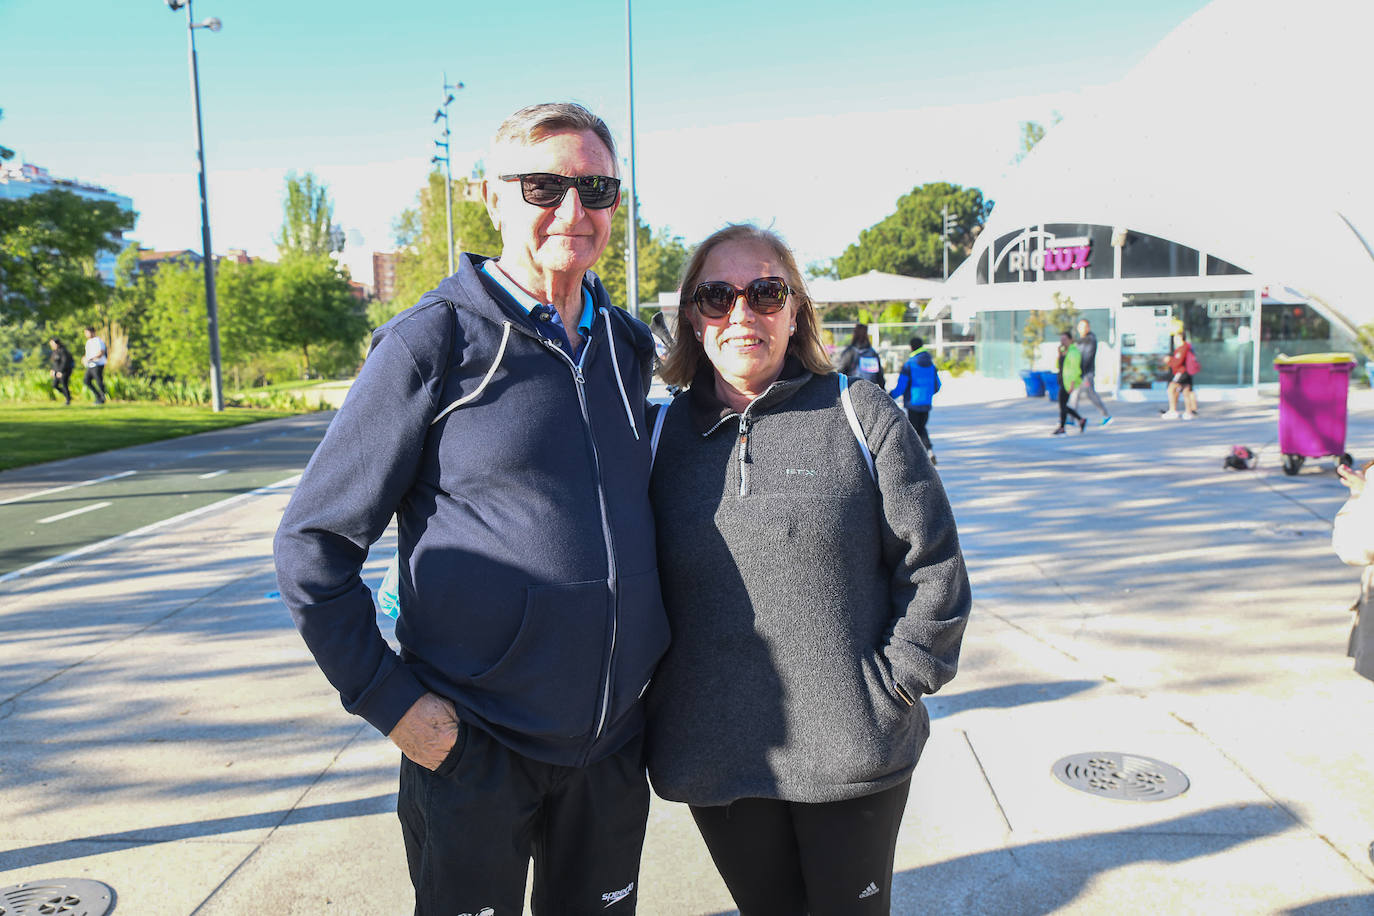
xmin=82 ymin=326 xmax=108 ymax=405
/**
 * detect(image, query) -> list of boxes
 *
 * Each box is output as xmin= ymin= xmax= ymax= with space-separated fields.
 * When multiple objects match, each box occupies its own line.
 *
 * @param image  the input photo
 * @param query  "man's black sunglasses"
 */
xmin=498 ymin=173 xmax=621 ymax=210
xmin=691 ymin=277 xmax=791 ymax=318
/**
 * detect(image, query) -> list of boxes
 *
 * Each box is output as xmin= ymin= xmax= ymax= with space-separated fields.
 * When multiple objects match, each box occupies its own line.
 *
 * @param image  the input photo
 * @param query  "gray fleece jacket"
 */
xmin=645 ymin=363 xmax=971 ymax=806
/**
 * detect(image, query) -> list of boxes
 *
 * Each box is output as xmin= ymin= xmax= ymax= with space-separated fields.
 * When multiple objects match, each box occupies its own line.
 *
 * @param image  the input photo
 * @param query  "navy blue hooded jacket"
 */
xmin=274 ymin=253 xmax=670 ymax=767
xmin=890 ymin=348 xmax=941 ymax=410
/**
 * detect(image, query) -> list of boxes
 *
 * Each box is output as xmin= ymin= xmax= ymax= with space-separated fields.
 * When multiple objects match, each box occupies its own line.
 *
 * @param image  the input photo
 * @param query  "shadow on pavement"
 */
xmin=927 ymin=680 xmax=1098 ymax=718
xmin=0 ymin=793 xmax=396 ymax=871
xmin=892 ymin=803 xmax=1293 ymax=914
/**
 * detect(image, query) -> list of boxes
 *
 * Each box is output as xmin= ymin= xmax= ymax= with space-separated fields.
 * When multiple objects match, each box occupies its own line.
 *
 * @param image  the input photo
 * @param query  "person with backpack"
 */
xmin=1163 ymin=330 xmax=1200 ymax=419
xmin=647 ymin=224 xmax=970 ymax=914
xmin=835 ymin=322 xmax=886 ymax=388
xmin=1054 ymin=330 xmax=1087 ymax=435
xmin=48 ymin=337 xmax=74 ymax=405
xmin=889 ymin=335 xmax=941 ymax=463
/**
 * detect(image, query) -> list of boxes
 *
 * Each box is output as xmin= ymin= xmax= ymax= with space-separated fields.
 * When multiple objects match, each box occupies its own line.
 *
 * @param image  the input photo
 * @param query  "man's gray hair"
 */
xmin=491 ymin=102 xmax=618 ymax=173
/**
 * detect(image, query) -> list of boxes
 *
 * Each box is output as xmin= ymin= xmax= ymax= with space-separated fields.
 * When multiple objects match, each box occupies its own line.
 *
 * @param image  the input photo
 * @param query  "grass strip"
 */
xmin=0 ymin=402 xmax=305 ymax=471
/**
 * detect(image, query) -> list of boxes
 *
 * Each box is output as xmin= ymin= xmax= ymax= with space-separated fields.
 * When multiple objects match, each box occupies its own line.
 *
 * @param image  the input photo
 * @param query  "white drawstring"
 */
xmin=431 ymin=321 xmax=512 ymax=425
xmin=600 ymin=307 xmax=641 ymax=441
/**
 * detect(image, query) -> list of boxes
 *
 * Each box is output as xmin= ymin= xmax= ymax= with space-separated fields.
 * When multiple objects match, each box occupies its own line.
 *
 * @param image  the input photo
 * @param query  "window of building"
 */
xmin=1258 ymin=302 xmax=1340 ymax=382
xmin=1206 ymin=254 xmax=1249 ymax=276
xmin=1120 ymin=291 xmax=1254 ymax=387
xmin=1120 ymin=231 xmax=1200 ymax=279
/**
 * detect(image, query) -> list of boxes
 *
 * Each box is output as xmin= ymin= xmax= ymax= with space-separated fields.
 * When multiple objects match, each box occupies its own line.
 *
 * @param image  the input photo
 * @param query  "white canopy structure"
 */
xmin=946 ymin=0 xmax=1374 ymax=332
xmin=807 ymin=270 xmax=944 ymax=306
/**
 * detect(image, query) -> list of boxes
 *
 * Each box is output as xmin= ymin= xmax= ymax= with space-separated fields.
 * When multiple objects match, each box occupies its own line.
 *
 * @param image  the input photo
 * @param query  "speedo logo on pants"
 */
xmin=601 ymin=881 xmax=634 ymax=907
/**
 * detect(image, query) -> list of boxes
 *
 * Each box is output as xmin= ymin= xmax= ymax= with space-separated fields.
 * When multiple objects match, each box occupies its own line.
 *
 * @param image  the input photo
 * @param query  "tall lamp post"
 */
xmin=432 ymin=74 xmax=463 ymax=278
xmin=167 ymin=0 xmax=224 ymax=412
xmin=624 ymin=0 xmax=640 ymax=318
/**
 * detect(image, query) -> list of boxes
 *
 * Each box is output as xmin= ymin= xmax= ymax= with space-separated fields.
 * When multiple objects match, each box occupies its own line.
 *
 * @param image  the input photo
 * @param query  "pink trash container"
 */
xmin=1274 ymin=353 xmax=1356 ymax=475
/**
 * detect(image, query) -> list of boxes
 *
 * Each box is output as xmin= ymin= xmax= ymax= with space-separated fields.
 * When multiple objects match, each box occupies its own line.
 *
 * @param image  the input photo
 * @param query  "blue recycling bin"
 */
xmin=1020 ymin=370 xmax=1045 ymax=398
xmin=1041 ymin=371 xmax=1059 ymax=400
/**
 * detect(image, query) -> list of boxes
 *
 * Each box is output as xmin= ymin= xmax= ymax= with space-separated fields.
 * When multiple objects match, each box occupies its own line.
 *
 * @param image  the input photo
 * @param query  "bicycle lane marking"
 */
xmin=0 ymin=470 xmax=137 ymax=507
xmin=0 ymin=474 xmax=302 ymax=585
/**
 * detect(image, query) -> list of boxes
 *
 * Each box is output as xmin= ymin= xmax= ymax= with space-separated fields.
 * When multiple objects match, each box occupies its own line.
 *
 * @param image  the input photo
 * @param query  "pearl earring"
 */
xmin=694 ymin=330 xmax=703 ymax=340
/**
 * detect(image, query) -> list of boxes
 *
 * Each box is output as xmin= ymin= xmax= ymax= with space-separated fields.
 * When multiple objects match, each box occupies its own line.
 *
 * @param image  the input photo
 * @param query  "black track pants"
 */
xmin=689 ymin=777 xmax=912 ymax=916
xmin=83 ymin=364 xmax=106 ymax=403
xmin=905 ymin=407 xmax=933 ymax=452
xmin=398 ymin=725 xmax=649 ymax=916
xmin=1058 ymin=383 xmax=1083 ymax=428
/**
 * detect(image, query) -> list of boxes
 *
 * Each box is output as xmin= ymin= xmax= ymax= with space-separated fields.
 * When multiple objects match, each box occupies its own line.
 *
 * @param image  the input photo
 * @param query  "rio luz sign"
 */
xmin=1006 ymin=238 xmax=1092 ymax=273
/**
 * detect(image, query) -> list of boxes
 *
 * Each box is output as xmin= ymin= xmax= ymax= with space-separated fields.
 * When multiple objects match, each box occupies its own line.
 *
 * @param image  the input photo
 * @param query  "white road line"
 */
xmin=37 ymin=501 xmax=113 ymax=524
xmin=0 ymin=473 xmax=302 ymax=585
xmin=0 ymin=470 xmax=137 ymax=507
xmin=198 ymin=469 xmax=229 ymax=480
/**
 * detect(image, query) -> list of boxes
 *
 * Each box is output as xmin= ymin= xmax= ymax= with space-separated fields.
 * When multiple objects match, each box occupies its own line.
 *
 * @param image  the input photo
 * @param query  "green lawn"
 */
xmin=0 ymin=402 xmax=307 ymax=471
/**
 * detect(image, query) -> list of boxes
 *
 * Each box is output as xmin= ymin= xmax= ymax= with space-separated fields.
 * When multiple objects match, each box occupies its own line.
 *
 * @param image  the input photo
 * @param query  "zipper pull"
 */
xmin=738 ymin=418 xmax=751 ymax=463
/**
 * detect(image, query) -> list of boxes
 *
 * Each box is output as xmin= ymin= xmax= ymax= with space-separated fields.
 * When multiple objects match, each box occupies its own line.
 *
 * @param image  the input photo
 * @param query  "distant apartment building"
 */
xmin=134 ymin=248 xmax=203 ymax=279
xmin=0 ymin=162 xmax=135 ymax=284
xmin=372 ymin=251 xmax=398 ymax=302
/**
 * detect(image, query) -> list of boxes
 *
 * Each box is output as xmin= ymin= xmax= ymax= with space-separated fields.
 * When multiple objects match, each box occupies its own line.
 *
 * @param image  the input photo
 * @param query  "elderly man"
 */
xmin=274 ymin=103 xmax=667 ymax=915
xmin=1072 ymin=318 xmax=1113 ymax=426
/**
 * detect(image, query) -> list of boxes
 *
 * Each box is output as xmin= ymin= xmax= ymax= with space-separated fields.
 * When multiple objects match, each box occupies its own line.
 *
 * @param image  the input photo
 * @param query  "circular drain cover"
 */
xmin=1052 ymin=751 xmax=1189 ymax=802
xmin=0 ymin=879 xmax=114 ymax=916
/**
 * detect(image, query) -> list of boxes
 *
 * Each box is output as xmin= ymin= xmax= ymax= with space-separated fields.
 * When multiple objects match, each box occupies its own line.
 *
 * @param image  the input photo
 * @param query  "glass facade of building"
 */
xmin=967 ymin=221 xmax=1352 ymax=392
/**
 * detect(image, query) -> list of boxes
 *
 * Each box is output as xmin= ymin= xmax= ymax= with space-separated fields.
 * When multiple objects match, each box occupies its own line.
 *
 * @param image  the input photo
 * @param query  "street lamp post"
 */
xmin=432 ymin=75 xmax=463 ymax=278
xmin=167 ymin=0 xmax=224 ymax=412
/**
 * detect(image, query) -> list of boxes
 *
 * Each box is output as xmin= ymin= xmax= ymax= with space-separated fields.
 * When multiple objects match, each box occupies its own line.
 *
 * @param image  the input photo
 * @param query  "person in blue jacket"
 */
xmin=889 ymin=336 xmax=941 ymax=464
xmin=274 ymin=103 xmax=668 ymax=916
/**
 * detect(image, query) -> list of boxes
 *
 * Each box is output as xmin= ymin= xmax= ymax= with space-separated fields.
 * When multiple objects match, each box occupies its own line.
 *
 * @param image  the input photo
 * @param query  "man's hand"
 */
xmin=389 ymin=692 xmax=460 ymax=771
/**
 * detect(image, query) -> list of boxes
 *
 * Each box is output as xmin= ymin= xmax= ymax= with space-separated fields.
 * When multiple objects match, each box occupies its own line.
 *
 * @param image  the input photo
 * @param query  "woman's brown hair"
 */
xmin=658 ymin=224 xmax=832 ymax=388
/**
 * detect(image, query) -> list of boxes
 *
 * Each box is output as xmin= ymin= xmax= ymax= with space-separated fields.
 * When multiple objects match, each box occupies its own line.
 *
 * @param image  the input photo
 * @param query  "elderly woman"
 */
xmin=646 ymin=224 xmax=971 ymax=915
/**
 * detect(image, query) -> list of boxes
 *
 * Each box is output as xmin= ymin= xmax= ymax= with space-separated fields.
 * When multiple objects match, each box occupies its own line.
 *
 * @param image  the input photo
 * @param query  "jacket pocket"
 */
xmin=866 ymin=651 xmax=914 ymax=723
xmin=606 ymin=568 xmax=672 ymax=727
xmin=466 ymin=578 xmax=610 ymax=739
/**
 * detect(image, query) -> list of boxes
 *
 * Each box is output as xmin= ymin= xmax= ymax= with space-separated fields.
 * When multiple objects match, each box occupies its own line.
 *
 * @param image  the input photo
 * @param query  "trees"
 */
xmin=593 ymin=199 xmax=689 ymax=316
xmin=271 ymin=254 xmax=367 ymax=376
xmin=277 ymin=171 xmax=343 ymax=258
xmin=833 ymin=182 xmax=992 ymax=280
xmin=1015 ymin=112 xmax=1061 ymax=164
xmin=387 ymin=170 xmax=500 ymax=322
xmin=1020 ymin=291 xmax=1080 ymax=369
xmin=0 ymin=190 xmax=136 ymax=324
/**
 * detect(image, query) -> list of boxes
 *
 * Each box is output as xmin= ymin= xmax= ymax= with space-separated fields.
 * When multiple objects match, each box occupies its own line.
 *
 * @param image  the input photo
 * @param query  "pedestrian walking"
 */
xmin=647 ymin=224 xmax=971 ymax=915
xmin=889 ymin=335 xmax=941 ymax=464
xmin=275 ymin=102 xmax=666 ymax=916
xmin=1162 ymin=330 xmax=1200 ymax=419
xmin=835 ymin=322 xmax=885 ymax=388
xmin=1071 ymin=318 xmax=1112 ymax=425
xmin=1054 ymin=330 xmax=1087 ymax=435
xmin=81 ymin=326 xmax=107 ymax=404
xmin=48 ymin=337 xmax=74 ymax=405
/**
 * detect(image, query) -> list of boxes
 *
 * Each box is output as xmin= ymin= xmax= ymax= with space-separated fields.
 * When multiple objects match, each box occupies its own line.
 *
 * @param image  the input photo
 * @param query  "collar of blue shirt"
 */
xmin=481 ymin=259 xmax=595 ymax=338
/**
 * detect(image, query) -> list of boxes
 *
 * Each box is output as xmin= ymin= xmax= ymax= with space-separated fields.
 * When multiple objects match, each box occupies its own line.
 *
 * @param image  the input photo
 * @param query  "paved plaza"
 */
xmin=2 ymin=386 xmax=1373 ymax=914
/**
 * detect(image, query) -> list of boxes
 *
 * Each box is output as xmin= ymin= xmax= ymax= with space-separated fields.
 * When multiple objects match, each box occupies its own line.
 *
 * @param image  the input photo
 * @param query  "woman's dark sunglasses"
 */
xmin=498 ymin=172 xmax=621 ymax=210
xmin=691 ymin=277 xmax=791 ymax=318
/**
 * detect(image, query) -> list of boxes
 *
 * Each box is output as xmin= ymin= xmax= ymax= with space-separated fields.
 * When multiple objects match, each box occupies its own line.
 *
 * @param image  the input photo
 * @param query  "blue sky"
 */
xmin=1 ymin=0 xmax=1211 ymax=284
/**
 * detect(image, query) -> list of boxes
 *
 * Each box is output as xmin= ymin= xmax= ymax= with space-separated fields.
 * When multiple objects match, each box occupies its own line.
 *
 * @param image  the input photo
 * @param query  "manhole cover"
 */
xmin=1052 ymin=752 xmax=1189 ymax=802
xmin=0 ymin=879 xmax=113 ymax=916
